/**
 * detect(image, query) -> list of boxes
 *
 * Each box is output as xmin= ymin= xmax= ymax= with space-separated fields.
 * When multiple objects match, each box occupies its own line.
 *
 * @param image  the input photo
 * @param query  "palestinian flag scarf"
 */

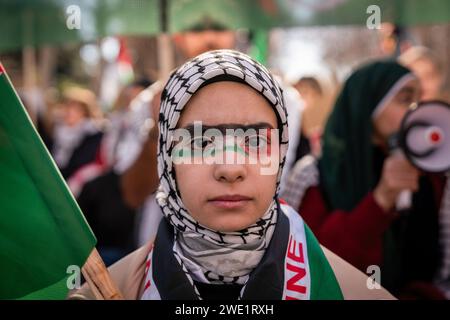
xmin=142 ymin=201 xmax=343 ymax=300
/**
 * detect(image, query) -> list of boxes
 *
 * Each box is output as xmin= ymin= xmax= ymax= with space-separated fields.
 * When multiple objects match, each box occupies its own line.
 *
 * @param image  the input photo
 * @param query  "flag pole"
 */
xmin=81 ymin=248 xmax=124 ymax=300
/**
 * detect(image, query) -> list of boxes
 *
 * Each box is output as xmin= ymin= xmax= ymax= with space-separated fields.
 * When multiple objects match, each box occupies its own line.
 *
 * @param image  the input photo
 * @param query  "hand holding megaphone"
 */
xmin=373 ymin=151 xmax=420 ymax=212
xmin=386 ymin=100 xmax=450 ymax=211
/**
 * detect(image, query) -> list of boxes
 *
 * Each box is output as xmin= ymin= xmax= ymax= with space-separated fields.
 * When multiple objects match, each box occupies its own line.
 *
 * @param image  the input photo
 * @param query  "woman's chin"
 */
xmin=202 ymin=215 xmax=259 ymax=233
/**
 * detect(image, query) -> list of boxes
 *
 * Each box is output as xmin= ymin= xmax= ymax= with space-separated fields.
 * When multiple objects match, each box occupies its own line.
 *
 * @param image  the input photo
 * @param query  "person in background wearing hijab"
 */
xmin=282 ymin=61 xmax=449 ymax=299
xmin=69 ymin=50 xmax=393 ymax=300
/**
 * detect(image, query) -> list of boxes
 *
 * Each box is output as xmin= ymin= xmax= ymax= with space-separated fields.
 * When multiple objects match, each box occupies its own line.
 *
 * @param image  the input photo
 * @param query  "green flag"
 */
xmin=0 ymin=63 xmax=96 ymax=299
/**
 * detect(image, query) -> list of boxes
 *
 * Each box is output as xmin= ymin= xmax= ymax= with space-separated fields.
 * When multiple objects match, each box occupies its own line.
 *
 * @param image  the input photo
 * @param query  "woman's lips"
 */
xmin=208 ymin=195 xmax=252 ymax=209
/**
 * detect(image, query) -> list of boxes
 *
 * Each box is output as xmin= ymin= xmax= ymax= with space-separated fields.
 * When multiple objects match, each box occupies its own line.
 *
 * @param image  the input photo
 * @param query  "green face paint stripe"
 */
xmin=172 ymin=143 xmax=250 ymax=160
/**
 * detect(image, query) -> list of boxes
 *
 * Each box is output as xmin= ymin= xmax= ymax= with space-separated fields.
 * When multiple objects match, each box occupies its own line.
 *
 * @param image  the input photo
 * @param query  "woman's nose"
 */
xmin=213 ymin=163 xmax=247 ymax=183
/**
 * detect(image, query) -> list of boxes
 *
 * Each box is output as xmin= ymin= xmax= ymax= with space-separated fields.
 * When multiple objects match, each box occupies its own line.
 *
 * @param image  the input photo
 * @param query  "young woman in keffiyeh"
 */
xmin=70 ymin=50 xmax=394 ymax=300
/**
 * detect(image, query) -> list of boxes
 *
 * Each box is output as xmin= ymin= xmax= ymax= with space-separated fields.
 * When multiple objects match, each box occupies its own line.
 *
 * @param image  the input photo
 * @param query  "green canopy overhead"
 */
xmin=0 ymin=0 xmax=160 ymax=53
xmin=1 ymin=0 xmax=449 ymax=53
xmin=169 ymin=0 xmax=450 ymax=32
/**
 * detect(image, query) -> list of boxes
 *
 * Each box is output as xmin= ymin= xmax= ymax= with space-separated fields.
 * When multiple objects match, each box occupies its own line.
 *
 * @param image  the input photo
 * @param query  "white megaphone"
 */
xmin=389 ymin=100 xmax=450 ymax=211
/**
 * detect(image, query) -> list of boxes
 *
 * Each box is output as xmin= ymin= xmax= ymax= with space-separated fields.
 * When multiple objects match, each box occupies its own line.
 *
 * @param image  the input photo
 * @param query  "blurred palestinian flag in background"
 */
xmin=0 ymin=63 xmax=96 ymax=299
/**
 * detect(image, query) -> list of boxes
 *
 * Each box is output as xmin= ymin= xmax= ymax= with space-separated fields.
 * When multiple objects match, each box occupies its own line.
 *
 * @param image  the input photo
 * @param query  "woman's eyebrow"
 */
xmin=181 ymin=122 xmax=275 ymax=136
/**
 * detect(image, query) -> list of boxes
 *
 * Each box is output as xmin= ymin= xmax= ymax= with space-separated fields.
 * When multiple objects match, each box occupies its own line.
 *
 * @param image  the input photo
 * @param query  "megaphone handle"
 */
xmin=396 ymin=189 xmax=412 ymax=211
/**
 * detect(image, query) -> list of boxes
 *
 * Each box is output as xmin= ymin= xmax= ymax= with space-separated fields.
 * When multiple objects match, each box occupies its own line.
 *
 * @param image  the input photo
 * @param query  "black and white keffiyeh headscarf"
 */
xmin=155 ymin=50 xmax=289 ymax=289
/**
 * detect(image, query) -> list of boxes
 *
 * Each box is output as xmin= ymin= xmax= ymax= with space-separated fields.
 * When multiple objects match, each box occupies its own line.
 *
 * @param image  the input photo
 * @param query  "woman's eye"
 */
xmin=191 ymin=136 xmax=214 ymax=150
xmin=399 ymin=96 xmax=412 ymax=105
xmin=245 ymin=135 xmax=268 ymax=149
xmin=396 ymin=91 xmax=417 ymax=106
